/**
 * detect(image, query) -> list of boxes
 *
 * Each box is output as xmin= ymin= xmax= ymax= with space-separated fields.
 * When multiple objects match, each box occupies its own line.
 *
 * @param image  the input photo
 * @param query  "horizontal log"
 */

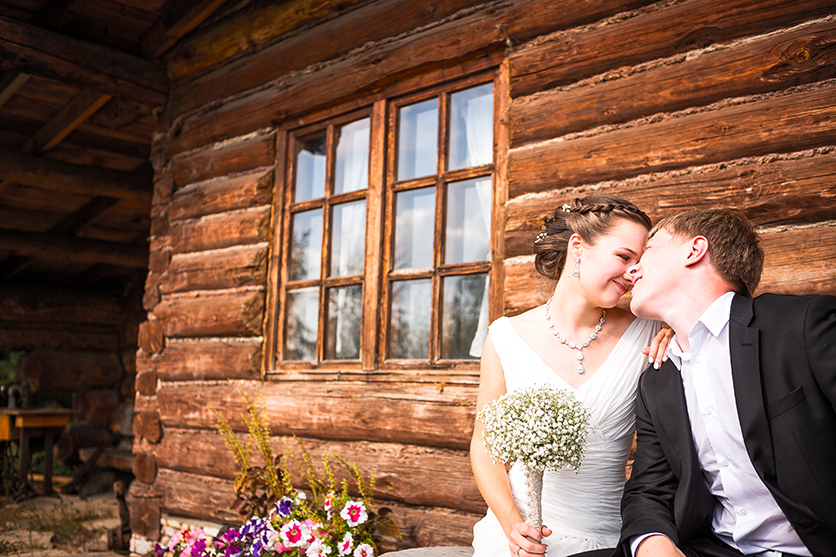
xmin=509 ymin=0 xmax=836 ymax=98
xmin=507 ymin=80 xmax=836 ymax=198
xmin=756 ymin=222 xmax=836 ymax=297
xmin=154 ymin=468 xmax=482 ymax=547
xmin=0 ymin=283 xmax=127 ymax=324
xmin=171 ymin=131 xmax=276 ymax=187
xmin=155 ymin=380 xmax=476 ymax=450
xmin=154 ymin=428 xmax=485 ymax=514
xmin=154 ymin=289 xmax=265 ymax=338
xmin=503 ymin=256 xmax=554 ymax=316
xmin=0 ymin=149 xmax=152 ymax=203
xmin=0 ymin=228 xmax=148 ymax=267
xmin=169 ymin=206 xmax=271 ymax=254
xmin=139 ymin=337 xmax=262 ymax=381
xmin=165 ymin=0 xmax=648 ymax=154
xmin=138 ymin=318 xmax=165 ymax=355
xmin=512 ymin=16 xmax=836 ymax=147
xmin=162 ymin=244 xmax=268 ymax=293
xmin=17 ymin=349 xmax=124 ymax=392
xmin=505 ymin=148 xmax=836 ymax=257
xmin=170 ymin=167 xmax=274 ymax=221
xmin=0 ymin=15 xmax=169 ymax=105
xmin=140 ymin=0 xmax=228 ymax=59
xmin=0 ymin=321 xmax=122 ymax=353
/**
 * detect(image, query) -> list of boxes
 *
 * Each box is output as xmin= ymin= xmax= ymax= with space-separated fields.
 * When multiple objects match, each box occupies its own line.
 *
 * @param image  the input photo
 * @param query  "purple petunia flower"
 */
xmin=277 ymin=496 xmax=293 ymax=517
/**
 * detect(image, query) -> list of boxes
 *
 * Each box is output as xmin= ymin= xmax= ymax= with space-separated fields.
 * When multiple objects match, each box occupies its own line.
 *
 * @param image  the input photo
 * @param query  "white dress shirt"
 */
xmin=658 ymin=292 xmax=809 ymax=556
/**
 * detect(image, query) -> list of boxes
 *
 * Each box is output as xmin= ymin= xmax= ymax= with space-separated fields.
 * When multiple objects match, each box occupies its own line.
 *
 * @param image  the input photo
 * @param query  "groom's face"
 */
xmin=629 ymin=228 xmax=679 ymax=320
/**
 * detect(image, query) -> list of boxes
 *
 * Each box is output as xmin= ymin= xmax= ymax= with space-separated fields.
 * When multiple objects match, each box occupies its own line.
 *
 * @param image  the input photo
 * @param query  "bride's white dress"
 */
xmin=472 ymin=315 xmax=660 ymax=557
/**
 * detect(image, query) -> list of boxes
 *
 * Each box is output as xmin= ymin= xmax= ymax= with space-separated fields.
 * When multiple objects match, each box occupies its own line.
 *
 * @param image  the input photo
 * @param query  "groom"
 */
xmin=608 ymin=209 xmax=835 ymax=556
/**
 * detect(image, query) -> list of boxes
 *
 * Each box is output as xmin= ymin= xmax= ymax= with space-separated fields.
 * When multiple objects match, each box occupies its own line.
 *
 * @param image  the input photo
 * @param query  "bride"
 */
xmin=470 ymin=195 xmax=669 ymax=557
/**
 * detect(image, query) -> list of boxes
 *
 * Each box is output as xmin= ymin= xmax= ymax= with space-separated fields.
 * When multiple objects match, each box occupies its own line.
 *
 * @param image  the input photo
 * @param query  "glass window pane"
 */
xmin=294 ymin=134 xmax=327 ymax=202
xmin=393 ymin=187 xmax=434 ymax=270
xmin=445 ymin=177 xmax=492 ymax=264
xmin=441 ymin=274 xmax=489 ymax=360
xmin=325 ymin=285 xmax=362 ymax=360
xmin=284 ymin=287 xmax=319 ymax=361
xmin=449 ymin=83 xmax=493 ymax=170
xmin=330 ymin=200 xmax=366 ymax=277
xmin=289 ymin=209 xmax=322 ymax=282
xmin=397 ymin=98 xmax=438 ymax=181
xmin=389 ymin=279 xmax=432 ymax=359
xmin=334 ymin=118 xmax=370 ymax=195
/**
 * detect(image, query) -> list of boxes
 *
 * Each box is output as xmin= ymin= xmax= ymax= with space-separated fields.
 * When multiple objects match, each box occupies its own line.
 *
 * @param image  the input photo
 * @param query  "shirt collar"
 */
xmin=667 ymin=291 xmax=736 ymax=370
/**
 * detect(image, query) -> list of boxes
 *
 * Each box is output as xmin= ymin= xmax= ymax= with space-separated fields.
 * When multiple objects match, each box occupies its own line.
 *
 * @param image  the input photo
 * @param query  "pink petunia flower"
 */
xmin=340 ymin=500 xmax=368 ymax=527
xmin=280 ymin=520 xmax=311 ymax=548
xmin=338 ymin=533 xmax=353 ymax=556
xmin=353 ymin=543 xmax=374 ymax=557
xmin=305 ymin=538 xmax=333 ymax=557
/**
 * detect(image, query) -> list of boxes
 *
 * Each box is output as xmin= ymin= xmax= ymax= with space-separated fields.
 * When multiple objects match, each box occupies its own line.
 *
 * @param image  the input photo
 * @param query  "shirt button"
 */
xmin=706 ymin=407 xmax=713 ymax=415
xmin=739 ymin=508 xmax=748 ymax=516
xmin=721 ymin=459 xmax=729 ymax=467
xmin=694 ymin=356 xmax=702 ymax=363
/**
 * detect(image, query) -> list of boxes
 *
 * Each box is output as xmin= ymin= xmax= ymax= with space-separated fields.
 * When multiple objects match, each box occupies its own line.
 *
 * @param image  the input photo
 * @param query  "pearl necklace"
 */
xmin=544 ymin=297 xmax=606 ymax=374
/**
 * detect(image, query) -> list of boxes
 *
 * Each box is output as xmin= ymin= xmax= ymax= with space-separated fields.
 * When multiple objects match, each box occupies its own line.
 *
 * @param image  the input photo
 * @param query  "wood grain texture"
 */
xmin=171 ymin=131 xmax=275 ymax=187
xmin=154 ymin=428 xmax=485 ymax=514
xmin=170 ymin=167 xmax=274 ymax=221
xmin=508 ymin=0 xmax=836 ymax=98
xmin=154 ymin=380 xmax=476 ymax=450
xmin=161 ymin=243 xmax=268 ymax=293
xmin=168 ymin=206 xmax=271 ymax=254
xmin=508 ymin=81 xmax=836 ymax=198
xmin=139 ymin=337 xmax=262 ymax=381
xmin=154 ymin=288 xmax=265 ymax=338
xmin=512 ymin=16 xmax=836 ymax=147
xmin=757 ymin=222 xmax=836 ymax=297
xmin=505 ymin=148 xmax=836 ymax=257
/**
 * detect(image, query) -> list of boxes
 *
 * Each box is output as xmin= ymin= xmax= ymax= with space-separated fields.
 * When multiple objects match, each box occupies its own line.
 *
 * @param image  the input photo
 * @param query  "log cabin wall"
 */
xmin=133 ymin=0 xmax=836 ymax=550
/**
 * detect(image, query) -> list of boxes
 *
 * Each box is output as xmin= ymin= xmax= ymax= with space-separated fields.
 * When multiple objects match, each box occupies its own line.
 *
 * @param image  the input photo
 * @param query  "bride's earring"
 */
xmin=573 ymin=256 xmax=580 ymax=278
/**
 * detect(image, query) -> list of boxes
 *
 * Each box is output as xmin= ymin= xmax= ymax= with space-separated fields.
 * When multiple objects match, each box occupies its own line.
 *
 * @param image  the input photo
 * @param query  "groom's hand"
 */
xmin=509 ymin=522 xmax=552 ymax=557
xmin=635 ymin=535 xmax=685 ymax=557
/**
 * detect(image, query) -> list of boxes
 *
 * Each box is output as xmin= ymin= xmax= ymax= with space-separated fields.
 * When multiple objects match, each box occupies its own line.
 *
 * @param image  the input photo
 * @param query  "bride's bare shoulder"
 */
xmin=507 ymin=303 xmax=545 ymax=334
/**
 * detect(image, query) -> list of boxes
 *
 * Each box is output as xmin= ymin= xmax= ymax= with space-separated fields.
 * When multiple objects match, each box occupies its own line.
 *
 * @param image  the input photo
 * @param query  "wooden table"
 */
xmin=0 ymin=408 xmax=71 ymax=495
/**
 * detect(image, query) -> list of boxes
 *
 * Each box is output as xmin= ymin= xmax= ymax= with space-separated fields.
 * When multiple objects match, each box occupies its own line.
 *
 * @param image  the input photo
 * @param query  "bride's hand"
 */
xmin=641 ymin=326 xmax=673 ymax=369
xmin=508 ymin=522 xmax=552 ymax=557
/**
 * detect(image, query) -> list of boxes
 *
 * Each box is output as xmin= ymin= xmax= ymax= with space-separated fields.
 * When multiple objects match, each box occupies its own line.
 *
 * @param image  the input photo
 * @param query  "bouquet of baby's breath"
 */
xmin=477 ymin=384 xmax=593 ymax=529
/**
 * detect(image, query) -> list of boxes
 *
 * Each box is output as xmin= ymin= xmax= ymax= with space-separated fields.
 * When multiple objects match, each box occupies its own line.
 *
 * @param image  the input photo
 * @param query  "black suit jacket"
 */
xmin=617 ymin=293 xmax=836 ymax=557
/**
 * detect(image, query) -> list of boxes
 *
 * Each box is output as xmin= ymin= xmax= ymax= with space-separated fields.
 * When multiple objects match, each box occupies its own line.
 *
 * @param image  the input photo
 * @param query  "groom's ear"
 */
xmin=684 ymin=236 xmax=710 ymax=267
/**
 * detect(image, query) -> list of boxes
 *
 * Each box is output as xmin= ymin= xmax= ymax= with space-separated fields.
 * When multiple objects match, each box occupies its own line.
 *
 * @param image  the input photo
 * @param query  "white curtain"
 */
xmin=469 ymin=179 xmax=492 ymax=358
xmin=464 ymin=90 xmax=493 ymax=167
xmin=336 ymin=119 xmax=369 ymax=194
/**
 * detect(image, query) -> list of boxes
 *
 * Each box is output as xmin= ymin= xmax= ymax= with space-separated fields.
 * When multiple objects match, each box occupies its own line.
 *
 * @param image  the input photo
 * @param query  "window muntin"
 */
xmin=274 ymin=76 xmax=497 ymax=372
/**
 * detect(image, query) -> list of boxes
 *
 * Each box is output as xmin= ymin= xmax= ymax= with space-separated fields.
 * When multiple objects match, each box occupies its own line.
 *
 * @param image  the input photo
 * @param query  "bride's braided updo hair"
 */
xmin=533 ymin=194 xmax=652 ymax=280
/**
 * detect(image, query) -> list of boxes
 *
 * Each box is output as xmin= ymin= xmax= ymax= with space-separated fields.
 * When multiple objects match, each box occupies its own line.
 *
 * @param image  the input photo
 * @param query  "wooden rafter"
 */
xmin=20 ymin=89 xmax=113 ymax=155
xmin=0 ymin=15 xmax=169 ymax=106
xmin=0 ymin=229 xmax=147 ymax=268
xmin=142 ymin=0 xmax=229 ymax=59
xmin=0 ymin=72 xmax=30 ymax=109
xmin=0 ymin=149 xmax=152 ymax=203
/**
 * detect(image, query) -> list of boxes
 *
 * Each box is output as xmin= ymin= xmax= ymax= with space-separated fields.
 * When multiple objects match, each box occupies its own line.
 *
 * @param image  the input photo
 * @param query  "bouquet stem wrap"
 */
xmin=523 ymin=465 xmax=544 ymax=530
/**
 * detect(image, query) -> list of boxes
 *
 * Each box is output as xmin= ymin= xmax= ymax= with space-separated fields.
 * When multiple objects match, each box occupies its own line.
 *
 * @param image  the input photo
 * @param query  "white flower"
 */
xmin=340 ymin=500 xmax=368 ymax=527
xmin=353 ymin=543 xmax=374 ymax=557
xmin=306 ymin=538 xmax=332 ymax=557
xmin=280 ymin=520 xmax=311 ymax=548
xmin=338 ymin=532 xmax=353 ymax=556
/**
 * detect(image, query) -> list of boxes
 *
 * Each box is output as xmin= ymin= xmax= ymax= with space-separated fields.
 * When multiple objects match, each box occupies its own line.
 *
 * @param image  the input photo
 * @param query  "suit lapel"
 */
xmin=729 ymin=295 xmax=776 ymax=483
xmin=654 ymin=361 xmax=698 ymax=479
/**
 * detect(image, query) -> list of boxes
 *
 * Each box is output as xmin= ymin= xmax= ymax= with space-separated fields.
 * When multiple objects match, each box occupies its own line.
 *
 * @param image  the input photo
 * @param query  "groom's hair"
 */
xmin=651 ymin=209 xmax=764 ymax=297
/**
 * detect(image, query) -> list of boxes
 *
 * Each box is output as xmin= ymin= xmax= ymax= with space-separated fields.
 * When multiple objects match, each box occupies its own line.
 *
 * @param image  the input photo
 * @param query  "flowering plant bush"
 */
xmin=477 ymin=384 xmax=593 ymax=472
xmin=155 ymin=388 xmax=399 ymax=557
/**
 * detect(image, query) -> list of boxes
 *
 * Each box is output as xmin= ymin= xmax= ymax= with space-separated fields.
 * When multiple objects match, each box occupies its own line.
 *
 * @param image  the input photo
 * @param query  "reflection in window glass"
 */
xmin=330 ymin=200 xmax=366 ymax=277
xmin=393 ymin=188 xmax=434 ymax=270
xmin=325 ymin=285 xmax=362 ymax=360
xmin=334 ymin=118 xmax=370 ymax=195
xmin=398 ymin=98 xmax=438 ymax=181
xmin=295 ymin=134 xmax=327 ymax=202
xmin=449 ymin=83 xmax=493 ymax=171
xmin=284 ymin=287 xmax=319 ymax=361
xmin=441 ymin=274 xmax=488 ymax=360
xmin=446 ymin=177 xmax=491 ymax=264
xmin=389 ymin=279 xmax=431 ymax=359
xmin=289 ymin=210 xmax=322 ymax=282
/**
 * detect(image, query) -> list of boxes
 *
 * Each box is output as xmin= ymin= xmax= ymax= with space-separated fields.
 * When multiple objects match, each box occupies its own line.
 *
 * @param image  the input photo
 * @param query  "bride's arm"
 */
xmin=470 ymin=337 xmax=550 ymax=556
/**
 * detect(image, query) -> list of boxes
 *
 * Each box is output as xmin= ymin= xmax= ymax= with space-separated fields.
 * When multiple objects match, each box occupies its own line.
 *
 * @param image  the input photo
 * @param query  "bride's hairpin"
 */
xmin=535 ymin=231 xmax=547 ymax=244
xmin=561 ymin=204 xmax=573 ymax=213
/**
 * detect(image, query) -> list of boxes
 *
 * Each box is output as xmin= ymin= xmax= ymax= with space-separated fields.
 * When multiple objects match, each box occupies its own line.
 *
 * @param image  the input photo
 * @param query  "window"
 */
xmin=270 ymin=73 xmax=501 ymax=374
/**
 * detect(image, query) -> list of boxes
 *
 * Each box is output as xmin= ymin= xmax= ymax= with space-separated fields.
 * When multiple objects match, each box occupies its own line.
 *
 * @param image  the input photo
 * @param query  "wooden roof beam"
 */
xmin=141 ymin=0 xmax=228 ymax=59
xmin=0 ymin=15 xmax=169 ymax=106
xmin=20 ymin=89 xmax=112 ymax=155
xmin=0 ymin=229 xmax=147 ymax=268
xmin=0 ymin=149 xmax=152 ymax=203
xmin=0 ymin=72 xmax=29 ymax=109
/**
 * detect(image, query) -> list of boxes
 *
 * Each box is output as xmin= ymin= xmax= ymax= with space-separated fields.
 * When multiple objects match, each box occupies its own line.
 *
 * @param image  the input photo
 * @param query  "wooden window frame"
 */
xmin=264 ymin=63 xmax=509 ymax=382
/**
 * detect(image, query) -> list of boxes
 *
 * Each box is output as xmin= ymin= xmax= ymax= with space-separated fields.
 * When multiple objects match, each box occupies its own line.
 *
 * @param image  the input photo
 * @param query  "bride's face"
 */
xmin=573 ymin=218 xmax=648 ymax=308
